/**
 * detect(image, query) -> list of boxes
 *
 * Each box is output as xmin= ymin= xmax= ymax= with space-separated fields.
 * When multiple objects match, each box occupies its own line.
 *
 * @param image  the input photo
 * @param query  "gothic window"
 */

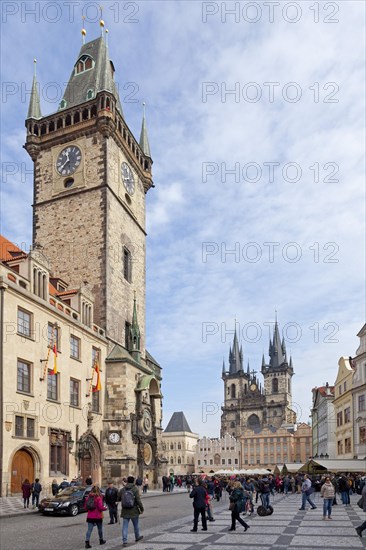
xmin=231 ymin=384 xmax=236 ymax=398
xmin=272 ymin=378 xmax=279 ymax=393
xmin=288 ymin=379 xmax=291 ymax=393
xmin=230 ymin=421 xmax=235 ymax=428
xmin=123 ymin=247 xmax=132 ymax=282
xmin=75 ymin=55 xmax=94 ymax=75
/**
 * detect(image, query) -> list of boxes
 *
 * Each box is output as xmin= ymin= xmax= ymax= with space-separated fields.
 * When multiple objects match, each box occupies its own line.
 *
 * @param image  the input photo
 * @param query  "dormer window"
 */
xmin=86 ymin=89 xmax=94 ymax=100
xmin=75 ymin=55 xmax=94 ymax=75
xmin=59 ymin=99 xmax=67 ymax=109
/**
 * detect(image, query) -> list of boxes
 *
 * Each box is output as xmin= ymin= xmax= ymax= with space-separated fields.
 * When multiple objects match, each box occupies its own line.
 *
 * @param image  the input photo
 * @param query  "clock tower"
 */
xmin=24 ymin=32 xmax=164 ymax=484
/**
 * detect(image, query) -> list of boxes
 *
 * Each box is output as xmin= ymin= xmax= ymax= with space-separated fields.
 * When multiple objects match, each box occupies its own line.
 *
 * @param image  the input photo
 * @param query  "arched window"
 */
xmin=170 ymin=457 xmax=173 ymax=464
xmin=86 ymin=89 xmax=94 ymax=100
xmin=230 ymin=421 xmax=235 ymax=428
xmin=247 ymin=414 xmax=260 ymax=430
xmin=177 ymin=456 xmax=181 ymax=464
xmin=59 ymin=99 xmax=67 ymax=109
xmin=231 ymin=384 xmax=236 ymax=398
xmin=272 ymin=378 xmax=279 ymax=393
xmin=75 ymin=55 xmax=94 ymax=75
xmin=177 ymin=442 xmax=181 ymax=450
xmin=170 ymin=443 xmax=173 ymax=450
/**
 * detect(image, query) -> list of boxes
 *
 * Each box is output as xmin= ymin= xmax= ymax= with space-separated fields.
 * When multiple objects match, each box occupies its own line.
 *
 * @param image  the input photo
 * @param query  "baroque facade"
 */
xmin=352 ymin=324 xmax=366 ymax=459
xmin=1 ymin=30 xmax=164 ymax=494
xmin=311 ymin=383 xmax=336 ymax=459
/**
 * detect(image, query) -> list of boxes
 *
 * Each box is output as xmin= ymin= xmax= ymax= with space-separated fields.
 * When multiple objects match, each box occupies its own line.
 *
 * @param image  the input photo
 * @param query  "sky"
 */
xmin=1 ymin=0 xmax=365 ymax=438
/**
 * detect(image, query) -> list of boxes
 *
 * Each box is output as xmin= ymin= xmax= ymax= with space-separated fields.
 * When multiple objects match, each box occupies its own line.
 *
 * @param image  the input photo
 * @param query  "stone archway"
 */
xmin=79 ymin=433 xmax=101 ymax=484
xmin=10 ymin=445 xmax=41 ymax=494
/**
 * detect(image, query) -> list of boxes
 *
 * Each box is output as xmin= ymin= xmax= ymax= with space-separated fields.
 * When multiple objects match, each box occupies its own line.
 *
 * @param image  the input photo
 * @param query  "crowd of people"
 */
xmin=20 ymin=471 xmax=366 ymax=543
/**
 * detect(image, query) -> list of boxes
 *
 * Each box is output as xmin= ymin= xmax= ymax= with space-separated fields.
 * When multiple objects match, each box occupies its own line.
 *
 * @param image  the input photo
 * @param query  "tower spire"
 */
xmin=27 ymin=59 xmax=42 ymax=120
xmin=128 ymin=291 xmax=141 ymax=363
xmin=139 ymin=102 xmax=151 ymax=158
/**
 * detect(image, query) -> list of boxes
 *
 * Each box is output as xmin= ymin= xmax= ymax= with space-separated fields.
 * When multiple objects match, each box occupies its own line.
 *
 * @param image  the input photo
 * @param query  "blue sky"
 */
xmin=1 ymin=1 xmax=365 ymax=437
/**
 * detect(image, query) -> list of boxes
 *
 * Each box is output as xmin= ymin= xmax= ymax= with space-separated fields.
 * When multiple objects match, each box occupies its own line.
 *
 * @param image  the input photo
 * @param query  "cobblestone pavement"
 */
xmin=107 ymin=492 xmax=366 ymax=550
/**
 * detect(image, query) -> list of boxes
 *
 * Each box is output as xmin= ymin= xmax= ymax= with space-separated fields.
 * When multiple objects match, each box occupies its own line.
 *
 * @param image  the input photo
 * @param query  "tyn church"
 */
xmin=221 ymin=322 xmax=297 ymax=437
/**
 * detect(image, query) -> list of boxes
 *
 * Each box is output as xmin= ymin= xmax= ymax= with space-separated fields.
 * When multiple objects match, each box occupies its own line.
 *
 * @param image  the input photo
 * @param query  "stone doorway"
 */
xmin=11 ymin=449 xmax=34 ymax=493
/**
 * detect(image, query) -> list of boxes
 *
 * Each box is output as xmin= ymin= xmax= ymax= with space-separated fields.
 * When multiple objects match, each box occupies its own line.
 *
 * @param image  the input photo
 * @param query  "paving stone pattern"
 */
xmin=132 ymin=493 xmax=366 ymax=550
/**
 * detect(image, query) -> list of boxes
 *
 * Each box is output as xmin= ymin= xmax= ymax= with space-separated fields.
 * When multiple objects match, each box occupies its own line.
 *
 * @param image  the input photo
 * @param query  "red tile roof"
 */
xmin=0 ymin=235 xmax=27 ymax=262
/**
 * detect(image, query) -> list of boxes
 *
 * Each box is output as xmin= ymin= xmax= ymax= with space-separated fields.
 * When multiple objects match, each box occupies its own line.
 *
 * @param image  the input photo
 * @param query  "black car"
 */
xmin=39 ymin=486 xmax=104 ymax=516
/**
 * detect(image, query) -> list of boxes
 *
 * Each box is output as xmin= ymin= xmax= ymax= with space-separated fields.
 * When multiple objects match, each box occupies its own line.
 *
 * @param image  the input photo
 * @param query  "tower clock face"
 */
xmin=56 ymin=146 xmax=82 ymax=176
xmin=121 ymin=162 xmax=135 ymax=195
xmin=108 ymin=432 xmax=121 ymax=444
xmin=142 ymin=409 xmax=152 ymax=435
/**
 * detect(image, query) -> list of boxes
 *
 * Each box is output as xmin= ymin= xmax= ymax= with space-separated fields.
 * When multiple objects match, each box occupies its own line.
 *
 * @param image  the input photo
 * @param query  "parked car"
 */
xmin=39 ymin=486 xmax=105 ymax=516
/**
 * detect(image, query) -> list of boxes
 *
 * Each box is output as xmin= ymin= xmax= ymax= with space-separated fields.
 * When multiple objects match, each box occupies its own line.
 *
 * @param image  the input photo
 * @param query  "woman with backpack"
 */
xmin=229 ymin=481 xmax=250 ymax=532
xmin=84 ymin=485 xmax=107 ymax=549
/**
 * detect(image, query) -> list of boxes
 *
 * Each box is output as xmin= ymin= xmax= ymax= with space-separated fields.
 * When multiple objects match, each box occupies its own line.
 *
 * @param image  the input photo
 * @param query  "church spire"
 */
xmin=27 ymin=59 xmax=42 ymax=120
xmin=129 ymin=292 xmax=141 ymax=363
xmin=270 ymin=320 xmax=285 ymax=368
xmin=139 ymin=102 xmax=151 ymax=158
xmin=228 ymin=327 xmax=243 ymax=374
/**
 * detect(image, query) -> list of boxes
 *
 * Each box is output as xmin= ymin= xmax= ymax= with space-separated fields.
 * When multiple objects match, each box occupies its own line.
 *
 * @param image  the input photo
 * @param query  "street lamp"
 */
xmin=67 ymin=435 xmax=75 ymax=452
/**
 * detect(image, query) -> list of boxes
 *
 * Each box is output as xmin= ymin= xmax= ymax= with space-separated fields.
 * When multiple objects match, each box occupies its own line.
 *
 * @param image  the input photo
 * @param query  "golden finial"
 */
xmin=81 ymin=15 xmax=86 ymax=44
xmin=99 ymin=4 xmax=105 ymax=35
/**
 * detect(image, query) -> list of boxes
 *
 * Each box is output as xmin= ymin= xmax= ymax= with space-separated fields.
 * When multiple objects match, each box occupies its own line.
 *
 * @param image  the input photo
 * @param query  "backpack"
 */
xmin=86 ymin=495 xmax=96 ymax=511
xmin=122 ymin=489 xmax=135 ymax=509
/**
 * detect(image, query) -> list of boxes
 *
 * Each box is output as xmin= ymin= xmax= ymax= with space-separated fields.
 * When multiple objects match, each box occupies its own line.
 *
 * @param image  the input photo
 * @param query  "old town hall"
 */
xmin=0 ymin=26 xmax=165 ymax=495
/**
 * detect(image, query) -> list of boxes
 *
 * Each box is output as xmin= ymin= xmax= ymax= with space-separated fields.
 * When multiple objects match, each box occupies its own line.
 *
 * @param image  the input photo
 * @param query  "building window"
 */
xmin=358 ymin=395 xmax=365 ymax=411
xmin=198 ymin=460 xmax=201 ymax=465
xmin=178 ymin=442 xmax=182 ymax=450
xmin=86 ymin=89 xmax=94 ymax=100
xmin=17 ymin=359 xmax=31 ymax=393
xmin=70 ymin=335 xmax=80 ymax=360
xmin=47 ymin=370 xmax=58 ymax=401
xmin=70 ymin=379 xmax=80 ymax=407
xmin=48 ymin=323 xmax=59 ymax=349
xmin=123 ymin=247 xmax=132 ymax=282
xmin=15 ymin=415 xmax=36 ymax=439
xmin=344 ymin=407 xmax=351 ymax=423
xmin=15 ymin=415 xmax=24 ymax=437
xmin=360 ymin=427 xmax=366 ymax=443
xmin=336 ymin=411 xmax=343 ymax=427
xmin=337 ymin=440 xmax=343 ymax=454
xmin=26 ymin=418 xmax=35 ymax=438
xmin=222 ymin=459 xmax=225 ymax=465
xmin=228 ymin=458 xmax=232 ymax=465
xmin=344 ymin=437 xmax=351 ymax=453
xmin=50 ymin=431 xmax=68 ymax=475
xmin=59 ymin=99 xmax=67 ymax=109
xmin=343 ymin=381 xmax=347 ymax=392
xmin=272 ymin=378 xmax=278 ymax=393
xmin=75 ymin=54 xmax=94 ymax=75
xmin=92 ymin=389 xmax=100 ymax=413
xmin=170 ymin=457 xmax=174 ymax=464
xmin=170 ymin=443 xmax=174 ymax=450
xmin=92 ymin=347 xmax=101 ymax=368
xmin=17 ymin=308 xmax=32 ymax=337
xmin=234 ymin=458 xmax=238 ymax=464
xmin=231 ymin=384 xmax=236 ymax=398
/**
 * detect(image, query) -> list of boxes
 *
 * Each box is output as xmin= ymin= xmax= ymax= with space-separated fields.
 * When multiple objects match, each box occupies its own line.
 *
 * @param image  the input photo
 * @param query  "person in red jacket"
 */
xmin=85 ymin=485 xmax=107 ymax=549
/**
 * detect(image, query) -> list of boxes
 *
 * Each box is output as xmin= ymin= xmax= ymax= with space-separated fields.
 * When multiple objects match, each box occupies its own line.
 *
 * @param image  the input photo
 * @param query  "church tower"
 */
xmin=261 ymin=321 xmax=296 ymax=427
xmin=24 ymin=29 xmax=163 ymax=484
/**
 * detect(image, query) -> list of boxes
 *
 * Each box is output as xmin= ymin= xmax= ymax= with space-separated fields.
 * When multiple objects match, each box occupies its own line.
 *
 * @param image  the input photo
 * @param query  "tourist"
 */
xmin=320 ymin=476 xmax=335 ymax=520
xmin=84 ymin=485 xmax=107 ymax=549
xmin=229 ymin=481 xmax=250 ymax=532
xmin=142 ymin=474 xmax=149 ymax=494
xmin=356 ymin=482 xmax=366 ymax=537
xmin=338 ymin=475 xmax=350 ymax=505
xmin=31 ymin=478 xmax=42 ymax=508
xmin=105 ymin=480 xmax=119 ymax=524
xmin=299 ymin=474 xmax=317 ymax=510
xmin=21 ymin=478 xmax=32 ymax=509
xmin=51 ymin=479 xmax=59 ymax=496
xmin=190 ymin=478 xmax=208 ymax=532
xmin=85 ymin=475 xmax=93 ymax=486
xmin=120 ymin=476 xmax=144 ymax=547
xmin=59 ymin=477 xmax=69 ymax=490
